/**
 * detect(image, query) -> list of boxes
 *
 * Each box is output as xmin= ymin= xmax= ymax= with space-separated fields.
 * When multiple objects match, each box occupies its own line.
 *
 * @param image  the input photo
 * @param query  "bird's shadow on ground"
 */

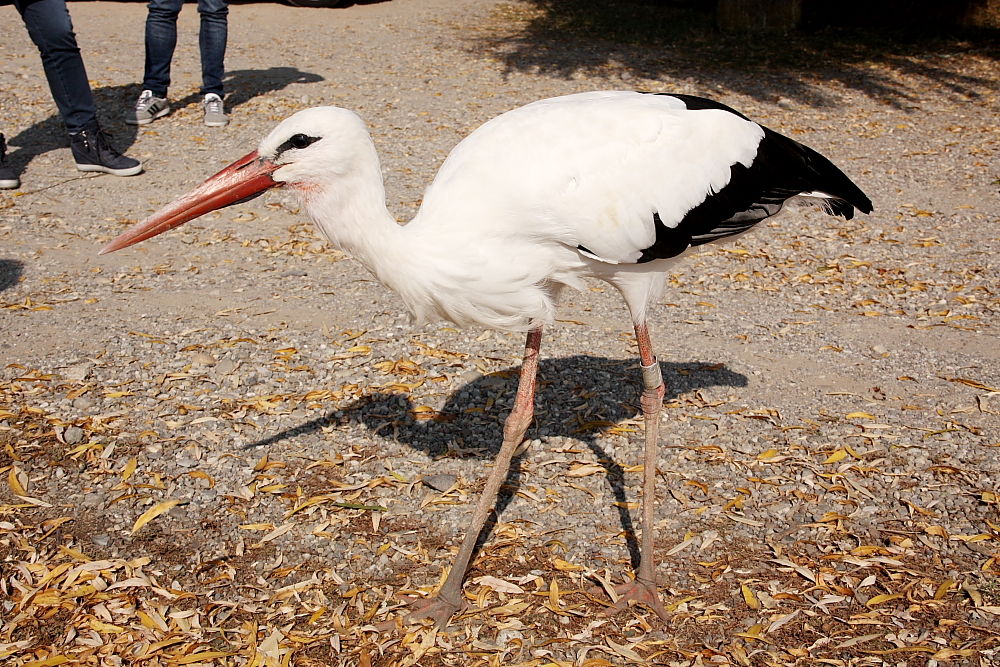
xmin=3 ymin=67 xmax=322 ymax=178
xmin=246 ymin=354 xmax=748 ymax=568
xmin=0 ymin=259 xmax=24 ymax=292
xmin=472 ymin=0 xmax=1000 ymax=109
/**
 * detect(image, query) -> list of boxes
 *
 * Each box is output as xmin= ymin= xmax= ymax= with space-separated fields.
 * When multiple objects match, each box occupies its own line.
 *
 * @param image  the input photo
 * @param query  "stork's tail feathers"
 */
xmin=795 ymin=191 xmax=861 ymax=220
xmin=764 ymin=127 xmax=874 ymax=219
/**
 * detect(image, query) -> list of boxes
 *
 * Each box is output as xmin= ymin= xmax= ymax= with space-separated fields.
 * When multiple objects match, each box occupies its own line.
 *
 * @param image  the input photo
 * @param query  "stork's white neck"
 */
xmin=299 ymin=161 xmax=405 ymax=275
xmin=288 ymin=139 xmax=450 ymax=325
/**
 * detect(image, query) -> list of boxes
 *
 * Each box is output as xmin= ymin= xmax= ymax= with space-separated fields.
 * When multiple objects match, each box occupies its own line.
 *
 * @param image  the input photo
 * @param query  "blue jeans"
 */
xmin=143 ymin=0 xmax=229 ymax=99
xmin=14 ymin=0 xmax=98 ymax=134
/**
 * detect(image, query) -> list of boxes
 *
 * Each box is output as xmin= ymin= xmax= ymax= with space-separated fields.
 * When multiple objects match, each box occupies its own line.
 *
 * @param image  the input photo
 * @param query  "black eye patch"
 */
xmin=276 ymin=133 xmax=320 ymax=155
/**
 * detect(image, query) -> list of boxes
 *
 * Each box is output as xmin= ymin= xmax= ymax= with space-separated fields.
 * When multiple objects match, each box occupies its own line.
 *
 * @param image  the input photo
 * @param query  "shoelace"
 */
xmin=76 ymin=129 xmax=121 ymax=158
xmin=204 ymin=96 xmax=224 ymax=114
xmin=136 ymin=92 xmax=157 ymax=112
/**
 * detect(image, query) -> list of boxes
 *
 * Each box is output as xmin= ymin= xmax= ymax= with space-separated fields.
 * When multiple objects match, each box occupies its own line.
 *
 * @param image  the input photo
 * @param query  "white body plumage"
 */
xmin=265 ymin=92 xmax=780 ymax=331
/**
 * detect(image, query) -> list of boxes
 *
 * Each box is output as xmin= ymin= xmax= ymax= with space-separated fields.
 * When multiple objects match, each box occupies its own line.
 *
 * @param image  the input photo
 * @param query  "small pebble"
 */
xmin=216 ymin=358 xmax=237 ymax=375
xmin=421 ymin=473 xmax=458 ymax=492
xmin=72 ymin=397 xmax=96 ymax=411
xmin=64 ymin=426 xmax=85 ymax=445
xmin=461 ymin=370 xmax=483 ymax=383
xmin=190 ymin=353 xmax=218 ymax=367
xmin=62 ymin=362 xmax=93 ymax=382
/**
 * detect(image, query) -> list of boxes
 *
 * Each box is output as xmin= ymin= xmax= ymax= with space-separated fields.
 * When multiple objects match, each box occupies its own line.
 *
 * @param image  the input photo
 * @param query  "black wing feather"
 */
xmin=636 ymin=94 xmax=873 ymax=263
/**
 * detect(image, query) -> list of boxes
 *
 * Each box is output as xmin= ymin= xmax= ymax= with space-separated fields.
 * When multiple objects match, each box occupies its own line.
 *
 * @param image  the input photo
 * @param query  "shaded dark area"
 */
xmin=3 ymin=67 xmax=322 ymax=179
xmin=479 ymin=0 xmax=1000 ymax=108
xmin=248 ymin=355 xmax=748 ymax=568
xmin=804 ymin=0 xmax=999 ymax=29
xmin=0 ymin=259 xmax=24 ymax=292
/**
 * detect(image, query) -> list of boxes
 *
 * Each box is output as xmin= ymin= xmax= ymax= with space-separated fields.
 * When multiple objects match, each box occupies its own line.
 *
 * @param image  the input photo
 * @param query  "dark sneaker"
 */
xmin=0 ymin=134 xmax=19 ymax=189
xmin=126 ymin=90 xmax=170 ymax=125
xmin=70 ymin=128 xmax=143 ymax=177
xmin=202 ymin=93 xmax=228 ymax=127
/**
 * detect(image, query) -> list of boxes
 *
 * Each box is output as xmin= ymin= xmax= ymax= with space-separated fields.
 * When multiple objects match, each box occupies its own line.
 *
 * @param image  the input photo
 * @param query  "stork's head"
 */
xmin=100 ymin=107 xmax=371 ymax=254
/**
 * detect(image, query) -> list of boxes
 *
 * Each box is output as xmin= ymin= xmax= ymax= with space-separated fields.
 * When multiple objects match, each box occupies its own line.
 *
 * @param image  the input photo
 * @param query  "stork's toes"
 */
xmin=602 ymin=579 xmax=670 ymax=621
xmin=398 ymin=593 xmax=464 ymax=629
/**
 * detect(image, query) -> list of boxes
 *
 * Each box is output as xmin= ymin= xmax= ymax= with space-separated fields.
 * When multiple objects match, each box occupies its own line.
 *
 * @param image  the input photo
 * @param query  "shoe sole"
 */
xmin=204 ymin=118 xmax=229 ymax=127
xmin=0 ymin=178 xmax=20 ymax=189
xmin=125 ymin=106 xmax=170 ymax=126
xmin=76 ymin=163 xmax=144 ymax=177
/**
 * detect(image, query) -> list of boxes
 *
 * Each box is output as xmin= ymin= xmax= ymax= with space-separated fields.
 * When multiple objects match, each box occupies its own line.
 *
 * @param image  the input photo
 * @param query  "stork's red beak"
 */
xmin=100 ymin=150 xmax=280 ymax=254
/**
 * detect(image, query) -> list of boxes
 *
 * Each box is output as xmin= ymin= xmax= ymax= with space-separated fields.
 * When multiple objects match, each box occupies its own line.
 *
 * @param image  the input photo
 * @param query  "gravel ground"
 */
xmin=2 ymin=1 xmax=999 ymax=665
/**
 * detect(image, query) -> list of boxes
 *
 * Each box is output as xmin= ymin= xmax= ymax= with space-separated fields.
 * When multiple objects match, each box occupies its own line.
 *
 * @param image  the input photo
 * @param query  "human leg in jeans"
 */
xmin=10 ymin=0 xmax=141 ymax=179
xmin=131 ymin=0 xmax=229 ymax=126
xmin=128 ymin=0 xmax=182 ymax=125
xmin=198 ymin=0 xmax=229 ymax=126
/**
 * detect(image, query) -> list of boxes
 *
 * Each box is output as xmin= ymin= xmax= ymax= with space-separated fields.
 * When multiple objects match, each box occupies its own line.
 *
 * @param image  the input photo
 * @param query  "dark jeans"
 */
xmin=143 ymin=0 xmax=229 ymax=99
xmin=13 ymin=0 xmax=98 ymax=134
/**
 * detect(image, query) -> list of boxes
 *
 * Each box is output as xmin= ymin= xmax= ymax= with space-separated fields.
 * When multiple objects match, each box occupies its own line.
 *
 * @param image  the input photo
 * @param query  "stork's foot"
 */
xmin=399 ymin=592 xmax=465 ymax=629
xmin=601 ymin=578 xmax=670 ymax=621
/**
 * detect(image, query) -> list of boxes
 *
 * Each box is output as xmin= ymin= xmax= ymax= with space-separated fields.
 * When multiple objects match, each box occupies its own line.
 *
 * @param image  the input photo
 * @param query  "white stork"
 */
xmin=102 ymin=91 xmax=872 ymax=627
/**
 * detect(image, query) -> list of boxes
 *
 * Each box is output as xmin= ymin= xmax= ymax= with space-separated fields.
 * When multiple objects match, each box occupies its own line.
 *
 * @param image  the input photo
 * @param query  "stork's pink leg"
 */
xmin=403 ymin=327 xmax=543 ymax=628
xmin=603 ymin=320 xmax=670 ymax=620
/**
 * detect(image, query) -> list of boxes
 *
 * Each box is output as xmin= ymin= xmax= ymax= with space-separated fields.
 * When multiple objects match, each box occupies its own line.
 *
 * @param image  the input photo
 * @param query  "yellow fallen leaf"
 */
xmin=924 ymin=525 xmax=948 ymax=538
xmin=174 ymin=652 xmax=234 ymax=664
xmin=259 ymin=483 xmax=287 ymax=493
xmin=742 ymin=584 xmax=760 ymax=610
xmin=757 ymin=448 xmax=779 ymax=460
xmin=138 ymin=610 xmax=169 ymax=632
xmin=21 ymin=657 xmax=70 ymax=667
xmin=8 ymin=466 xmax=28 ymax=496
xmin=824 ymin=449 xmax=848 ymax=464
xmin=933 ymin=578 xmax=954 ymax=600
xmin=132 ymin=499 xmax=182 ymax=534
xmin=89 ymin=618 xmax=124 ymax=634
xmin=565 ymin=463 xmax=604 ymax=477
xmin=847 ymin=411 xmax=876 ymax=420
xmin=606 ymin=639 xmax=645 ymax=662
xmin=485 ymin=600 xmax=530 ymax=617
xmin=253 ymin=522 xmax=296 ymax=547
xmin=932 ymin=649 xmax=975 ymax=660
xmin=867 ymin=592 xmax=904 ymax=607
xmin=188 ymin=470 xmax=215 ymax=488
xmin=553 ymin=558 xmax=584 ymax=572
xmin=32 ymin=590 xmax=63 ymax=606
xmin=122 ymin=457 xmax=138 ymax=482
xmin=734 ymin=624 xmax=770 ymax=643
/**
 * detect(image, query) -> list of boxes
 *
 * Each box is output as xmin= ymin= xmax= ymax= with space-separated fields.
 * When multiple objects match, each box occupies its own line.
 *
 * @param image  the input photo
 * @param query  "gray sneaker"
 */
xmin=127 ymin=90 xmax=170 ymax=125
xmin=202 ymin=94 xmax=228 ymax=127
